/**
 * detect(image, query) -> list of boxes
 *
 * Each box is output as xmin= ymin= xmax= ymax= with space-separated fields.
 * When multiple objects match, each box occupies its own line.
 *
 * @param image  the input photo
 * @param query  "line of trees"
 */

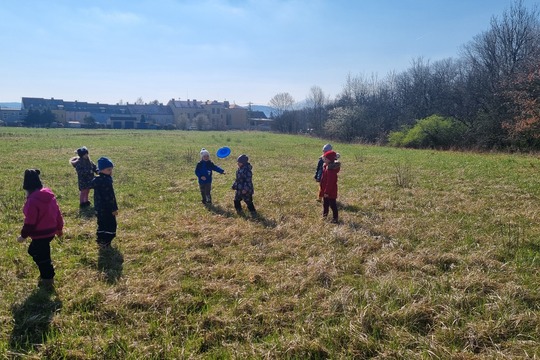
xmin=269 ymin=0 xmax=540 ymax=150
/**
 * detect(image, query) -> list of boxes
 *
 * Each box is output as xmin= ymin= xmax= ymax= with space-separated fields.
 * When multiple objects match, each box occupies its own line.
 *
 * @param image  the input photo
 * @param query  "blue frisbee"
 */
xmin=216 ymin=146 xmax=231 ymax=158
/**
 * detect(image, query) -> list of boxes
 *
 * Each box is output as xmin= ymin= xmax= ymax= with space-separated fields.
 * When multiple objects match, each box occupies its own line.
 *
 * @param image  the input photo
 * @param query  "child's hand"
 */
xmin=324 ymin=193 xmax=329 ymax=198
xmin=221 ymin=172 xmax=226 ymax=175
xmin=112 ymin=211 xmax=118 ymax=216
xmin=17 ymin=236 xmax=25 ymax=243
xmin=201 ymin=176 xmax=206 ymax=181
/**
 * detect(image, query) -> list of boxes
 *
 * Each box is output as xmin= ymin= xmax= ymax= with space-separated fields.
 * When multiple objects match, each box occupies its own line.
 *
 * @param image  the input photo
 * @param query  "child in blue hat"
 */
xmin=91 ymin=157 xmax=118 ymax=248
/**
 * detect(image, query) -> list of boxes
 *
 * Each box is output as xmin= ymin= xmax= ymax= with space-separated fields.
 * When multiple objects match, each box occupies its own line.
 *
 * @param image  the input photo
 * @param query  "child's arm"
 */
xmin=194 ymin=162 xmax=204 ymax=179
xmin=56 ymin=202 xmax=64 ymax=236
xmin=70 ymin=157 xmax=79 ymax=167
xmin=242 ymin=168 xmax=254 ymax=194
xmin=213 ymin=164 xmax=225 ymax=174
xmin=20 ymin=200 xmax=37 ymax=239
xmin=315 ymin=158 xmax=323 ymax=181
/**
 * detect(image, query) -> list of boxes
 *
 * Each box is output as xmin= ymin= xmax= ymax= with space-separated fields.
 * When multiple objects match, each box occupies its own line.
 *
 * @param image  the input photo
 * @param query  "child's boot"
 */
xmin=38 ymin=278 xmax=55 ymax=290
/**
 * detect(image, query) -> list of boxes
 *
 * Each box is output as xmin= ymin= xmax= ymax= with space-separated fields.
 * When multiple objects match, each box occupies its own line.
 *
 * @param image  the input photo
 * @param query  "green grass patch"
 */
xmin=1 ymin=128 xmax=539 ymax=358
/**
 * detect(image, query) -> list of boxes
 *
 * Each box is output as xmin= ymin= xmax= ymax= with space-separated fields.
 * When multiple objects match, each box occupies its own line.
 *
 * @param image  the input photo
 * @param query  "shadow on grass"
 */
xmin=78 ymin=206 xmax=95 ymax=219
xmin=205 ymin=203 xmax=236 ymax=218
xmin=246 ymin=212 xmax=277 ymax=229
xmin=338 ymin=202 xmax=362 ymax=213
xmin=524 ymin=240 xmax=540 ymax=253
xmin=98 ymin=246 xmax=124 ymax=284
xmin=206 ymin=203 xmax=277 ymax=228
xmin=9 ymin=286 xmax=62 ymax=353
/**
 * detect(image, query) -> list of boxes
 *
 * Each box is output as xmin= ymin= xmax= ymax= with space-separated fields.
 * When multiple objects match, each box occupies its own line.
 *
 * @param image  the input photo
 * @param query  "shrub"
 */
xmin=388 ymin=114 xmax=467 ymax=149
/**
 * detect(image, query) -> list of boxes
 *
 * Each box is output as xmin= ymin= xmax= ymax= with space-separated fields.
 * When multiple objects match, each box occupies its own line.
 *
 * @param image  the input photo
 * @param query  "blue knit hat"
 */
xmin=97 ymin=157 xmax=114 ymax=171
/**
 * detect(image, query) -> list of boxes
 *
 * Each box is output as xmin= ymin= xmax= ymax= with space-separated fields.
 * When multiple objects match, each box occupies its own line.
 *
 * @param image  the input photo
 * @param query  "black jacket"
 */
xmin=91 ymin=174 xmax=118 ymax=213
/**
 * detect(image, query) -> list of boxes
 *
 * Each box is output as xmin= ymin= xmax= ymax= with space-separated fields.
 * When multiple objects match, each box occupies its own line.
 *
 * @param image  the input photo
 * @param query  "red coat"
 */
xmin=319 ymin=162 xmax=340 ymax=199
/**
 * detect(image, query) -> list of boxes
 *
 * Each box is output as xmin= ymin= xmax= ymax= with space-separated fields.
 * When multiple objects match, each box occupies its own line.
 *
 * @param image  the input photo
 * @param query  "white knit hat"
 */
xmin=322 ymin=143 xmax=332 ymax=152
xmin=200 ymin=148 xmax=210 ymax=159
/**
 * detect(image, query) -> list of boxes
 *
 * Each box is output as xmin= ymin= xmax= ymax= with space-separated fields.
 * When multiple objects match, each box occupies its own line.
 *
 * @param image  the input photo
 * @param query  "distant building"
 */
xmin=0 ymin=108 xmax=26 ymax=125
xmin=126 ymin=104 xmax=174 ymax=126
xmin=109 ymin=116 xmax=138 ymax=129
xmin=20 ymin=97 xmax=249 ymax=130
xmin=248 ymin=110 xmax=273 ymax=131
xmin=168 ymin=99 xmax=248 ymax=130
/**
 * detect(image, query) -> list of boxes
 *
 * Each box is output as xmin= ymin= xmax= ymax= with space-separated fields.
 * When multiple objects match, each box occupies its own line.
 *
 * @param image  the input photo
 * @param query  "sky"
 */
xmin=1 ymin=0 xmax=539 ymax=107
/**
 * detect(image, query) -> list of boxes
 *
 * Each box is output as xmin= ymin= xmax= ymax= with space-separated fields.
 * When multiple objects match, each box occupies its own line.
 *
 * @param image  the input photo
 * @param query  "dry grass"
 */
xmin=0 ymin=128 xmax=539 ymax=358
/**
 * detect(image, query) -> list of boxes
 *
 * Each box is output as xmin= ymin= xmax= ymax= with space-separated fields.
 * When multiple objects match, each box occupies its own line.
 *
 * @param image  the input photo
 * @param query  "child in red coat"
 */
xmin=318 ymin=150 xmax=340 ymax=223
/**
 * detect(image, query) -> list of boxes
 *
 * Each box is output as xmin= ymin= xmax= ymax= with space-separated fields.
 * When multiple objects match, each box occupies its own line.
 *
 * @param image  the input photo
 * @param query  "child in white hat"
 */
xmin=195 ymin=148 xmax=225 ymax=205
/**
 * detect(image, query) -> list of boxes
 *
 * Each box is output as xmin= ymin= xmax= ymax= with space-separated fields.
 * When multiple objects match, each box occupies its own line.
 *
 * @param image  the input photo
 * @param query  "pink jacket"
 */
xmin=21 ymin=188 xmax=64 ymax=240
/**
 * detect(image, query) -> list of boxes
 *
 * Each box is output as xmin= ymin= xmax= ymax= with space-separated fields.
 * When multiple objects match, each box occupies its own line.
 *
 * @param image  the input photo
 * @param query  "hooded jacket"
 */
xmin=195 ymin=160 xmax=225 ymax=185
xmin=91 ymin=173 xmax=118 ymax=213
xmin=232 ymin=163 xmax=254 ymax=196
xmin=70 ymin=156 xmax=97 ymax=190
xmin=318 ymin=161 xmax=340 ymax=199
xmin=21 ymin=188 xmax=64 ymax=239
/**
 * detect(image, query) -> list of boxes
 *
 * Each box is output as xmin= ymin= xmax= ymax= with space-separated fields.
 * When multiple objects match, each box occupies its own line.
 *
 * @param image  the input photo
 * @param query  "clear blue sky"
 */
xmin=0 ymin=0 xmax=538 ymax=106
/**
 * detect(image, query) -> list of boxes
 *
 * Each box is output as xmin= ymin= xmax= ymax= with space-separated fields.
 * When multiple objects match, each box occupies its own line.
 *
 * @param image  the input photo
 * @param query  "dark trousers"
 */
xmin=323 ymin=198 xmax=338 ymax=221
xmin=234 ymin=193 xmax=256 ymax=213
xmin=199 ymin=183 xmax=212 ymax=204
xmin=28 ymin=236 xmax=55 ymax=280
xmin=96 ymin=211 xmax=117 ymax=246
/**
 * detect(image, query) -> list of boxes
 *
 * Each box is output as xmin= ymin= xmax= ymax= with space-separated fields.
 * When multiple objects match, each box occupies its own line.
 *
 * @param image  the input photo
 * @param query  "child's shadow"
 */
xmin=338 ymin=201 xmax=361 ymax=213
xmin=206 ymin=203 xmax=236 ymax=218
xmin=246 ymin=212 xmax=277 ymax=229
xmin=78 ymin=206 xmax=95 ymax=219
xmin=9 ymin=287 xmax=62 ymax=352
xmin=98 ymin=246 xmax=124 ymax=284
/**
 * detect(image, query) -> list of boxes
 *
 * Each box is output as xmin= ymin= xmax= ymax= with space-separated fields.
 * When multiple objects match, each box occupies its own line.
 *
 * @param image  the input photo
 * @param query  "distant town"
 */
xmin=0 ymin=97 xmax=274 ymax=131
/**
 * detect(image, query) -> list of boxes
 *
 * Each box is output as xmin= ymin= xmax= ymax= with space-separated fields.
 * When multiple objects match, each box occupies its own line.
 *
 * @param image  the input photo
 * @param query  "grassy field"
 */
xmin=0 ymin=128 xmax=539 ymax=359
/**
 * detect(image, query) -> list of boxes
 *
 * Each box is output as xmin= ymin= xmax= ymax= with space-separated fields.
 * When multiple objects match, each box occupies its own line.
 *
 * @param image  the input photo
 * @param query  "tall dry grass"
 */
xmin=0 ymin=128 xmax=539 ymax=358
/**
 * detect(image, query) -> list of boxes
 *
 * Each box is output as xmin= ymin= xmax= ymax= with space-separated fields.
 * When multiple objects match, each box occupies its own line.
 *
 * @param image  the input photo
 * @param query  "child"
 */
xmin=232 ymin=154 xmax=256 ymax=216
xmin=195 ymin=148 xmax=225 ymax=205
xmin=17 ymin=169 xmax=64 ymax=288
xmin=70 ymin=146 xmax=98 ymax=208
xmin=91 ymin=157 xmax=118 ymax=248
xmin=319 ymin=150 xmax=341 ymax=223
xmin=315 ymin=144 xmax=333 ymax=201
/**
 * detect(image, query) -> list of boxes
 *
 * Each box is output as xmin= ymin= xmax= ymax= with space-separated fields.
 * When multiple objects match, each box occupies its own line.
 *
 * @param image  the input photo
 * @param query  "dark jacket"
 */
xmin=70 ymin=156 xmax=97 ymax=190
xmin=195 ymin=160 xmax=225 ymax=185
xmin=232 ymin=163 xmax=254 ymax=195
xmin=314 ymin=157 xmax=324 ymax=182
xmin=91 ymin=173 xmax=118 ymax=213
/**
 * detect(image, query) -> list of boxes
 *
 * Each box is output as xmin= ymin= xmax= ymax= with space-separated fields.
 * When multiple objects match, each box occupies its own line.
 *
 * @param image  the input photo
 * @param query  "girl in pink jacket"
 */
xmin=18 ymin=169 xmax=64 ymax=288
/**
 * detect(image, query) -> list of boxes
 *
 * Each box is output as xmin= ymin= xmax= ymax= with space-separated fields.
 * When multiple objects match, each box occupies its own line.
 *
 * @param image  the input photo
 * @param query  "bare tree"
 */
xmin=461 ymin=0 xmax=540 ymax=147
xmin=464 ymin=0 xmax=540 ymax=84
xmin=194 ymin=114 xmax=210 ymax=130
xmin=306 ymin=85 xmax=330 ymax=133
xmin=269 ymin=92 xmax=295 ymax=117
